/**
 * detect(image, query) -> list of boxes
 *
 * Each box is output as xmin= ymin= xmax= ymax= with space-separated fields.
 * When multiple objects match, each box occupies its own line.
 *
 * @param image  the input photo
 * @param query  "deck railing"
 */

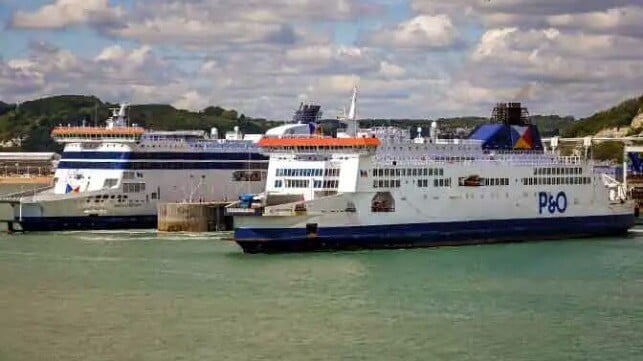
xmin=0 ymin=185 xmax=53 ymax=202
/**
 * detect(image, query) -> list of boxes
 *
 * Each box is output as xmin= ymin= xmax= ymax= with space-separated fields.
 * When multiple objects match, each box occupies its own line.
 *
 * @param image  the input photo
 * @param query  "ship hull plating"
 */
xmin=14 ymin=215 xmax=157 ymax=232
xmin=234 ymin=214 xmax=635 ymax=253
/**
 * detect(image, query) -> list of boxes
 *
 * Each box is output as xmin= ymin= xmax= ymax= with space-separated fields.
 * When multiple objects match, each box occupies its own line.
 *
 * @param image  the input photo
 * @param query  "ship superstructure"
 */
xmin=229 ymin=91 xmax=635 ymax=253
xmin=1 ymin=104 xmax=268 ymax=231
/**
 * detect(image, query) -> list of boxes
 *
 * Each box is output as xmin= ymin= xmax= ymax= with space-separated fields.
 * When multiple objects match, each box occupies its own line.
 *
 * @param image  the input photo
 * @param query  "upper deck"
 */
xmin=52 ymin=126 xmax=145 ymax=143
xmin=258 ymin=136 xmax=380 ymax=154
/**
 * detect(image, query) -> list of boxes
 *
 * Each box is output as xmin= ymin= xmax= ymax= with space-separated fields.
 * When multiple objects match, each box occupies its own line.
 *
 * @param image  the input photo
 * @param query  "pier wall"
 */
xmin=157 ymin=202 xmax=233 ymax=232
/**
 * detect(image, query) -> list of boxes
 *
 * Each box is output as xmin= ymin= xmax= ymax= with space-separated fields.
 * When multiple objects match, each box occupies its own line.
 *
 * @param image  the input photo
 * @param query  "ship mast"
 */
xmin=346 ymin=84 xmax=358 ymax=137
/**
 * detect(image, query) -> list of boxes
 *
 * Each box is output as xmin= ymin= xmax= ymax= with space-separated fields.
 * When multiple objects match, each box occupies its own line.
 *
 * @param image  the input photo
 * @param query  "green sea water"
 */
xmin=1 ymin=230 xmax=643 ymax=361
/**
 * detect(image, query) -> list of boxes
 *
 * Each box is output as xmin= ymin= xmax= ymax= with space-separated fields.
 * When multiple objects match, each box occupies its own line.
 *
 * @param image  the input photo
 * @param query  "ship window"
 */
xmin=423 ymin=169 xmax=428 ymax=176
xmin=103 ymin=178 xmax=118 ymax=188
xmin=428 ymin=169 xmax=433 ymax=176
xmin=285 ymin=179 xmax=309 ymax=188
xmin=396 ymin=180 xmax=401 ymax=188
xmin=413 ymin=169 xmax=418 ymax=176
xmin=274 ymin=180 xmax=283 ymax=188
xmin=151 ymin=192 xmax=157 ymax=199
xmin=123 ymin=182 xmax=145 ymax=193
xmin=434 ymin=179 xmax=439 ymax=187
xmin=396 ymin=169 xmax=401 ymax=176
xmin=371 ymin=192 xmax=395 ymax=213
xmin=373 ymin=180 xmax=378 ymax=188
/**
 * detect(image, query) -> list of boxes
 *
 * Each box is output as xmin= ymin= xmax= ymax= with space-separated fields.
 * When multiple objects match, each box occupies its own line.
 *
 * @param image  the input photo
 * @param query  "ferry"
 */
xmin=0 ymin=104 xmax=269 ymax=231
xmin=228 ymin=88 xmax=635 ymax=253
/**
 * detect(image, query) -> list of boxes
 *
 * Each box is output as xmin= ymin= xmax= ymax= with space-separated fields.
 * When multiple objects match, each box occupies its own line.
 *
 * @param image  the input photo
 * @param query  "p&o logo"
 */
xmin=538 ymin=191 xmax=567 ymax=214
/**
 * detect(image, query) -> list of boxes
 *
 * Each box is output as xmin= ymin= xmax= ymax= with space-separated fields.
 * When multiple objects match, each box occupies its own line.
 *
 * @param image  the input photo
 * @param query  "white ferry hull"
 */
xmin=4 ymin=168 xmax=265 ymax=231
xmin=234 ymin=213 xmax=634 ymax=253
xmin=233 ymin=177 xmax=636 ymax=253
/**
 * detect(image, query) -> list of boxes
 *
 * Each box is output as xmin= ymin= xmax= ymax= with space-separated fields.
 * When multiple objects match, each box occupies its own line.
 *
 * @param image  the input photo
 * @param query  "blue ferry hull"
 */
xmin=234 ymin=214 xmax=635 ymax=253
xmin=11 ymin=215 xmax=157 ymax=232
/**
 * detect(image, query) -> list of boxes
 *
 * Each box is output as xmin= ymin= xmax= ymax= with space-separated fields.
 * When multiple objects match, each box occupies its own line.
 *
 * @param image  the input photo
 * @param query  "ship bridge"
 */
xmin=51 ymin=103 xmax=144 ymax=143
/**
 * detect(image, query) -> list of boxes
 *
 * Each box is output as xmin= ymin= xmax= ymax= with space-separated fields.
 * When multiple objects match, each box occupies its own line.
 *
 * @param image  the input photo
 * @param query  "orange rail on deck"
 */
xmin=51 ymin=127 xmax=145 ymax=136
xmin=258 ymin=136 xmax=380 ymax=147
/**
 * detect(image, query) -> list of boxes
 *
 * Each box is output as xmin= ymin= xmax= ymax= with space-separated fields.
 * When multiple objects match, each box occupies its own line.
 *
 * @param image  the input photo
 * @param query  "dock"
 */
xmin=157 ymin=202 xmax=233 ymax=232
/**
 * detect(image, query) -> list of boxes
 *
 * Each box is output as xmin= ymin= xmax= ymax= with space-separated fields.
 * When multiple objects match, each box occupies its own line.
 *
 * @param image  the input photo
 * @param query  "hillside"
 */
xmin=2 ymin=94 xmax=641 ymax=153
xmin=0 ymin=101 xmax=15 ymax=116
xmin=563 ymin=95 xmax=643 ymax=137
xmin=0 ymin=95 xmax=282 ymax=152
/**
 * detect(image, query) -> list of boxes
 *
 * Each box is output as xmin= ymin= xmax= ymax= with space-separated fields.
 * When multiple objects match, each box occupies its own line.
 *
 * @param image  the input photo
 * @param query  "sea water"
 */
xmin=1 ymin=230 xmax=642 ymax=360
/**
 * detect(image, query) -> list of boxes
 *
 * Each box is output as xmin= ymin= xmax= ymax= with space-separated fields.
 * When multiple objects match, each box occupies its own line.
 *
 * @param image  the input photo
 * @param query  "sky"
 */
xmin=0 ymin=0 xmax=642 ymax=120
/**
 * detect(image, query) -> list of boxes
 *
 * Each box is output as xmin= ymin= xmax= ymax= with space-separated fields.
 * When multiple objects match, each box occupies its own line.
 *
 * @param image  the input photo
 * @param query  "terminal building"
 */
xmin=0 ymin=152 xmax=60 ymax=177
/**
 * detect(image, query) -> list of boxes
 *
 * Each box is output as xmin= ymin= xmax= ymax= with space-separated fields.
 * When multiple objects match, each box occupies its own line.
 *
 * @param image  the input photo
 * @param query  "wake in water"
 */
xmin=65 ymin=229 xmax=231 ymax=242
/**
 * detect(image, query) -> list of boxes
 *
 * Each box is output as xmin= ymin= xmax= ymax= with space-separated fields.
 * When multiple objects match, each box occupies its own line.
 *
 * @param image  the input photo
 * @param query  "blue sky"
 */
xmin=1 ymin=0 xmax=642 ymax=120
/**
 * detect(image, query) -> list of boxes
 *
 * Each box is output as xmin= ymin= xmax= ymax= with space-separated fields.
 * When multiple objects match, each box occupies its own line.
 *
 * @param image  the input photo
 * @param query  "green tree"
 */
xmin=202 ymin=106 xmax=224 ymax=116
xmin=592 ymin=141 xmax=624 ymax=163
xmin=221 ymin=109 xmax=238 ymax=120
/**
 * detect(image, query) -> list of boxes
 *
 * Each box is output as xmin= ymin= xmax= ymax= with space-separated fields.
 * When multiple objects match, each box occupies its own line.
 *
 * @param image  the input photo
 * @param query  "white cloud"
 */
xmin=378 ymin=61 xmax=406 ymax=78
xmin=409 ymin=0 xmax=643 ymax=30
xmin=114 ymin=17 xmax=298 ymax=46
xmin=365 ymin=14 xmax=458 ymax=48
xmin=172 ymin=90 xmax=209 ymax=111
xmin=3 ymin=0 xmax=643 ymax=121
xmin=547 ymin=6 xmax=643 ymax=36
xmin=11 ymin=0 xmax=122 ymax=29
